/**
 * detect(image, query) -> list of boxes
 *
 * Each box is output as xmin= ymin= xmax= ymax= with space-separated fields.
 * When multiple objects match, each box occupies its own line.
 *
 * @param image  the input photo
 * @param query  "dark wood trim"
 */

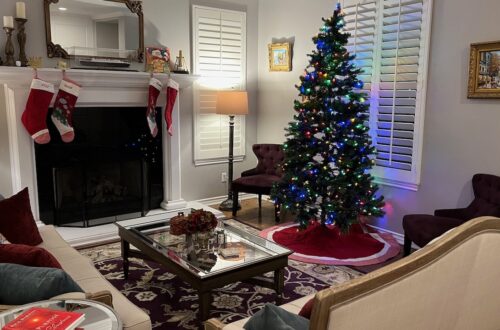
xmin=44 ymin=0 xmax=144 ymax=62
xmin=117 ymin=223 xmax=291 ymax=324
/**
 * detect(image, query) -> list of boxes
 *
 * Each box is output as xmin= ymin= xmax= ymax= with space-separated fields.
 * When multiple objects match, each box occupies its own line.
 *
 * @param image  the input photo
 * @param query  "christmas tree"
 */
xmin=271 ymin=3 xmax=384 ymax=232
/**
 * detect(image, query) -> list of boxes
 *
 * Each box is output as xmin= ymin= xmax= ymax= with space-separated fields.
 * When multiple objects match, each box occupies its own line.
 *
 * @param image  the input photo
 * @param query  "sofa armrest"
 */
xmin=434 ymin=208 xmax=469 ymax=220
xmin=85 ymin=290 xmax=113 ymax=308
xmin=241 ymin=168 xmax=260 ymax=177
xmin=205 ymin=318 xmax=226 ymax=330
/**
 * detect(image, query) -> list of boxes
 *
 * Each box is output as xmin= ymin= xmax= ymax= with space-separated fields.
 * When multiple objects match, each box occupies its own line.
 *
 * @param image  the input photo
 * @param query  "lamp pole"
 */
xmin=219 ymin=115 xmax=240 ymax=211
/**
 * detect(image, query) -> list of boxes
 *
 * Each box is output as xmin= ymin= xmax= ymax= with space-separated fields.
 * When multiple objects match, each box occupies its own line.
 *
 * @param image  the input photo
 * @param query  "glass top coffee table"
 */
xmin=116 ymin=213 xmax=292 ymax=323
xmin=0 ymin=299 xmax=121 ymax=329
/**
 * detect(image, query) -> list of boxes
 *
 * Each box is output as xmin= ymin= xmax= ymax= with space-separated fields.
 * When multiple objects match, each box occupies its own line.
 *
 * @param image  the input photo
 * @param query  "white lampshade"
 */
xmin=216 ymin=91 xmax=248 ymax=115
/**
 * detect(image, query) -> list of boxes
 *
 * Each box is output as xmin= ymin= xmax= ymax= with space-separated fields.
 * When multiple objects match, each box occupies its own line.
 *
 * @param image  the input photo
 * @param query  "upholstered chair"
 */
xmin=403 ymin=173 xmax=500 ymax=255
xmin=231 ymin=144 xmax=284 ymax=221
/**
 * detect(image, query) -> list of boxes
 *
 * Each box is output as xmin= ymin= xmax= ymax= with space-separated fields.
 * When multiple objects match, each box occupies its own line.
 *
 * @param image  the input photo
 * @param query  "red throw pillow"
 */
xmin=0 ymin=244 xmax=62 ymax=268
xmin=298 ymin=297 xmax=315 ymax=319
xmin=0 ymin=188 xmax=43 ymax=246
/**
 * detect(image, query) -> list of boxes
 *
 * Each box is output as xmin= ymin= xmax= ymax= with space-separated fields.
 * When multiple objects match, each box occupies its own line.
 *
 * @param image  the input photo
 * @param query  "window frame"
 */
xmin=192 ymin=5 xmax=247 ymax=166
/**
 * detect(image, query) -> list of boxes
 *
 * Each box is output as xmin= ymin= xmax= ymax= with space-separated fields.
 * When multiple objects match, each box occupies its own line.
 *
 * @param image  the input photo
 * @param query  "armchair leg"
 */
xmin=258 ymin=194 xmax=262 ymax=209
xmin=403 ymin=233 xmax=412 ymax=256
xmin=232 ymin=191 xmax=239 ymax=217
xmin=274 ymin=203 xmax=281 ymax=223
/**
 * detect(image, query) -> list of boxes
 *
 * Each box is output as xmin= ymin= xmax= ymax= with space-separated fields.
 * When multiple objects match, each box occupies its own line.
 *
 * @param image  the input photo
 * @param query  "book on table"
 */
xmin=2 ymin=307 xmax=85 ymax=330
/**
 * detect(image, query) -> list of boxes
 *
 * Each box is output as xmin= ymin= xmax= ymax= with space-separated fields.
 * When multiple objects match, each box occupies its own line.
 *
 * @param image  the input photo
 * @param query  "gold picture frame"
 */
xmin=468 ymin=40 xmax=500 ymax=99
xmin=268 ymin=43 xmax=292 ymax=72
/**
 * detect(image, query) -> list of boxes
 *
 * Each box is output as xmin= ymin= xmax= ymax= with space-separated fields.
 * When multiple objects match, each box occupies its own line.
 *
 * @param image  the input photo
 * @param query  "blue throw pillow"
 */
xmin=0 ymin=263 xmax=83 ymax=305
xmin=244 ymin=304 xmax=310 ymax=330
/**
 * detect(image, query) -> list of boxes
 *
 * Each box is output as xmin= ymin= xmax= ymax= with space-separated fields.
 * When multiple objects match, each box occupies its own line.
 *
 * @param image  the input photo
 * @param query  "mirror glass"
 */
xmin=49 ymin=0 xmax=139 ymax=59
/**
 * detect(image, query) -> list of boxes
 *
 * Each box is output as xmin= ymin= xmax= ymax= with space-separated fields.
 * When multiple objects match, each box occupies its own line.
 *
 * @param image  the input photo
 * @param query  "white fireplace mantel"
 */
xmin=0 ymin=67 xmax=198 ymax=224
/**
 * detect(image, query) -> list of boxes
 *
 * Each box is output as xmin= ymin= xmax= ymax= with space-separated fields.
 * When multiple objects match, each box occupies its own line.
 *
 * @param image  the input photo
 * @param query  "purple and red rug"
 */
xmin=80 ymin=220 xmax=362 ymax=329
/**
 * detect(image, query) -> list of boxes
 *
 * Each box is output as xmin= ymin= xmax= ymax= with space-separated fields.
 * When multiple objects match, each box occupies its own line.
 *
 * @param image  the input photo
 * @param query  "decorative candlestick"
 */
xmin=3 ymin=27 xmax=15 ymax=66
xmin=15 ymin=18 xmax=27 ymax=66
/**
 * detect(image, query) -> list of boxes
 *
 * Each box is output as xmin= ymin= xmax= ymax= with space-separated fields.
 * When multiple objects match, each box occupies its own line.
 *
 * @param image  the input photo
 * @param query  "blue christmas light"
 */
xmin=354 ymin=81 xmax=364 ymax=89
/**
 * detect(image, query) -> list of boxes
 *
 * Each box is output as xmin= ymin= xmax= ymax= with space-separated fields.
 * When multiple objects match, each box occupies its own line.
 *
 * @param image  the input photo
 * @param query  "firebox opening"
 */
xmin=35 ymin=106 xmax=163 ymax=227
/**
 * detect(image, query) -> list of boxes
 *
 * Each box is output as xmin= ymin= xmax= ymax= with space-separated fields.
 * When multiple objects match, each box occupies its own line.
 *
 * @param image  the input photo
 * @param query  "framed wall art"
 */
xmin=268 ymin=43 xmax=292 ymax=72
xmin=468 ymin=40 xmax=500 ymax=99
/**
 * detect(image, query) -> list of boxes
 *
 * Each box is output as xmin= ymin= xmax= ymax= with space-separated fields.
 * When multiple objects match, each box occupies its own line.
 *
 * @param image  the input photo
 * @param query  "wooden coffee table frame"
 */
xmin=117 ymin=224 xmax=291 ymax=325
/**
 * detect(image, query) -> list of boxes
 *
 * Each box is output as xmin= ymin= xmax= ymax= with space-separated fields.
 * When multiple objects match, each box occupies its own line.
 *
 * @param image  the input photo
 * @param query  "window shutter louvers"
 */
xmin=342 ymin=0 xmax=431 ymax=189
xmin=193 ymin=6 xmax=246 ymax=164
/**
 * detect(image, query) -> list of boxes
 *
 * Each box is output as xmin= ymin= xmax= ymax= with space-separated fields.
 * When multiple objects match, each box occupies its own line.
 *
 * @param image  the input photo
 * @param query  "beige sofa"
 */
xmin=31 ymin=225 xmax=151 ymax=330
xmin=206 ymin=216 xmax=500 ymax=330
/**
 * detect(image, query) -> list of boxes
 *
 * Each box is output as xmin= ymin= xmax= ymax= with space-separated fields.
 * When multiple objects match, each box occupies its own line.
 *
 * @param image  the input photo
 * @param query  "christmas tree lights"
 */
xmin=271 ymin=3 xmax=384 ymax=232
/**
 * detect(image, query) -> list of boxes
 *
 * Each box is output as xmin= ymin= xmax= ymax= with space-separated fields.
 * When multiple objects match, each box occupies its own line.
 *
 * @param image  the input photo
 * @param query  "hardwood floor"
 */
xmin=211 ymin=198 xmax=294 ymax=230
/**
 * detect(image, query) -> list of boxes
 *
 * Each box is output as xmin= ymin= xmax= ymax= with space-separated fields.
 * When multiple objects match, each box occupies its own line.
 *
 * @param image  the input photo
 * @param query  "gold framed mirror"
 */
xmin=44 ymin=0 xmax=144 ymax=62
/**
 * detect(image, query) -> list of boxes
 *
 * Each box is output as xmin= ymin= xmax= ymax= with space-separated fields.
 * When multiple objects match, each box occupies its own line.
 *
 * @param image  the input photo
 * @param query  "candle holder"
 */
xmin=3 ymin=27 xmax=15 ymax=66
xmin=15 ymin=18 xmax=28 ymax=67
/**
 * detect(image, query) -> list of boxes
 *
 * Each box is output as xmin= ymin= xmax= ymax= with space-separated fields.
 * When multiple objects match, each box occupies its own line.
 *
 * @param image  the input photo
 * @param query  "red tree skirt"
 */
xmin=260 ymin=222 xmax=400 ymax=266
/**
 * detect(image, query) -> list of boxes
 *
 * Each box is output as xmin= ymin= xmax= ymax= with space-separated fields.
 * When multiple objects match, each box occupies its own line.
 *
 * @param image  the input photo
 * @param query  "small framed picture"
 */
xmin=146 ymin=47 xmax=171 ymax=73
xmin=468 ymin=41 xmax=500 ymax=98
xmin=268 ymin=43 xmax=292 ymax=72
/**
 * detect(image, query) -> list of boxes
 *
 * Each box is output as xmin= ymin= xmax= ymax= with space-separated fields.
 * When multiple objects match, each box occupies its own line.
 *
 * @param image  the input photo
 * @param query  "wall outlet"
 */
xmin=221 ymin=172 xmax=227 ymax=182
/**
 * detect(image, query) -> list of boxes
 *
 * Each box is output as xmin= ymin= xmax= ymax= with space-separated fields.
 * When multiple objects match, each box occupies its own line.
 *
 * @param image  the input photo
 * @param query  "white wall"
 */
xmin=257 ymin=0 xmax=500 ymax=233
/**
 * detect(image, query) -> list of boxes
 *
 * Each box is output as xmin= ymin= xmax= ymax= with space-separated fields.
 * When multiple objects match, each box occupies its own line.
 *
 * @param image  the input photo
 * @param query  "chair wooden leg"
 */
xmin=232 ymin=191 xmax=238 ymax=217
xmin=403 ymin=233 xmax=412 ymax=256
xmin=274 ymin=203 xmax=281 ymax=223
xmin=258 ymin=194 xmax=262 ymax=208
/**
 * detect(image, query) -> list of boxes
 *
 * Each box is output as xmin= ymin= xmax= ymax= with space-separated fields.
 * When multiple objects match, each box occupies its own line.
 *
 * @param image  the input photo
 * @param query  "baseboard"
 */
xmin=367 ymin=224 xmax=420 ymax=250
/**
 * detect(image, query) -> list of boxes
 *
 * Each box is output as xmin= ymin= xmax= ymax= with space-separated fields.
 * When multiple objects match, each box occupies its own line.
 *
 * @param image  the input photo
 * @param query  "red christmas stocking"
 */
xmin=21 ymin=79 xmax=55 ymax=144
xmin=165 ymin=79 xmax=179 ymax=136
xmin=51 ymin=79 xmax=81 ymax=143
xmin=146 ymin=77 xmax=163 ymax=137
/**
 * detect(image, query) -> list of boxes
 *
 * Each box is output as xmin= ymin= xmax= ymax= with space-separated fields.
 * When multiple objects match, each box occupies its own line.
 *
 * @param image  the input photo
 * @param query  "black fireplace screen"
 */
xmin=35 ymin=106 xmax=163 ymax=227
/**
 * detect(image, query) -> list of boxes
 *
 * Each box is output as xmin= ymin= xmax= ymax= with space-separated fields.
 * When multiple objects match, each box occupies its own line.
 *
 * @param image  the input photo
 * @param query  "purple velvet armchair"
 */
xmin=231 ymin=144 xmax=284 ymax=221
xmin=403 ymin=173 xmax=500 ymax=255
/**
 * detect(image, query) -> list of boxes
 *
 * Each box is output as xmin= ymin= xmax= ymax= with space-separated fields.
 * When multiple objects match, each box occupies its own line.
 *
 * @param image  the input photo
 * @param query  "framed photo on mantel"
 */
xmin=468 ymin=40 xmax=500 ymax=99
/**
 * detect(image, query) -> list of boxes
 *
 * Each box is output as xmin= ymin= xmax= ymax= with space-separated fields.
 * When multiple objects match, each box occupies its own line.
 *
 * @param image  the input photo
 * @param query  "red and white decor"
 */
xmin=0 ymin=67 xmax=196 ymax=226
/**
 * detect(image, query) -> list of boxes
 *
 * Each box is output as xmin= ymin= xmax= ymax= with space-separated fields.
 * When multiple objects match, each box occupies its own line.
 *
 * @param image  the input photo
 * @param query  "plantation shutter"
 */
xmin=193 ymin=6 xmax=246 ymax=165
xmin=343 ymin=0 xmax=432 ymax=189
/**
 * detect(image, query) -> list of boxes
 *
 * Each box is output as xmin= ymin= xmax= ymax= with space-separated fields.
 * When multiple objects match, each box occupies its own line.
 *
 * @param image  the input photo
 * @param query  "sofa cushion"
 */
xmin=243 ymin=304 xmax=309 ymax=330
xmin=38 ymin=225 xmax=71 ymax=250
xmin=0 ymin=244 xmax=62 ymax=268
xmin=0 ymin=263 xmax=83 ymax=305
xmin=77 ymin=277 xmax=152 ymax=330
xmin=0 ymin=188 xmax=42 ymax=246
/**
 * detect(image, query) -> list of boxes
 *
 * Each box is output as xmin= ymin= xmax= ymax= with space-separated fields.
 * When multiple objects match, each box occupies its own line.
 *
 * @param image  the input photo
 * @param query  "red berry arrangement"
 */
xmin=169 ymin=209 xmax=218 ymax=236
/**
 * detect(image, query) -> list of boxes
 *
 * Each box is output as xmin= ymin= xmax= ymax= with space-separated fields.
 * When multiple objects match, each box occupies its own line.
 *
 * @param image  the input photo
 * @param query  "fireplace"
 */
xmin=35 ymin=106 xmax=163 ymax=227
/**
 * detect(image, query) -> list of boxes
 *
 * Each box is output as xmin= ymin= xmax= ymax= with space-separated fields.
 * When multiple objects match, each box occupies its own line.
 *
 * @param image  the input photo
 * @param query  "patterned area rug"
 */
xmin=79 ymin=220 xmax=362 ymax=329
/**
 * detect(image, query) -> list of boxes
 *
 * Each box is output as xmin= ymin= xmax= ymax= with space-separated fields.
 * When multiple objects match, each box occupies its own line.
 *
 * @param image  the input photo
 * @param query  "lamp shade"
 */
xmin=216 ymin=91 xmax=248 ymax=115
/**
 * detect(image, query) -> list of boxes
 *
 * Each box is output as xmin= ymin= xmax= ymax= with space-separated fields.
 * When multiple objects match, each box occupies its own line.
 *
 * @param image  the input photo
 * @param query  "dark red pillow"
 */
xmin=0 ymin=244 xmax=62 ymax=268
xmin=298 ymin=297 xmax=315 ymax=319
xmin=0 ymin=188 xmax=43 ymax=246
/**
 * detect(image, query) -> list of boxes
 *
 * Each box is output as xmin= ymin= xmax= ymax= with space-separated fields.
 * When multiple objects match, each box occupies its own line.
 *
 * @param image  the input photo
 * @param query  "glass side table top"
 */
xmin=0 ymin=299 xmax=122 ymax=330
xmin=118 ymin=216 xmax=291 ymax=278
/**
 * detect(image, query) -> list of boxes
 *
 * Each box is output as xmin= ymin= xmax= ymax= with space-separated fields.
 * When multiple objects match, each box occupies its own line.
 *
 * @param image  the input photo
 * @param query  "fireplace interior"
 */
xmin=35 ymin=106 xmax=163 ymax=227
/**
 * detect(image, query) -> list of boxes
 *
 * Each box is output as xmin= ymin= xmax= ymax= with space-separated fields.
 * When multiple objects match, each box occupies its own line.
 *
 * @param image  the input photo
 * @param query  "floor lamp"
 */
xmin=216 ymin=91 xmax=248 ymax=211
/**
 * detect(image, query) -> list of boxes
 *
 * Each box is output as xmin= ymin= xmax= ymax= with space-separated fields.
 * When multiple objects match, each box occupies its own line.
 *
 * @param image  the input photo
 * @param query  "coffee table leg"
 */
xmin=121 ymin=239 xmax=130 ymax=280
xmin=199 ymin=291 xmax=211 ymax=323
xmin=274 ymin=268 xmax=285 ymax=295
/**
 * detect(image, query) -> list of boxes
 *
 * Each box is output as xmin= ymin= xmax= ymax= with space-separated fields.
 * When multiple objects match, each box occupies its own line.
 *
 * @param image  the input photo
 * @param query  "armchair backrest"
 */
xmin=472 ymin=174 xmax=500 ymax=204
xmin=310 ymin=217 xmax=500 ymax=330
xmin=465 ymin=174 xmax=500 ymax=219
xmin=252 ymin=144 xmax=285 ymax=176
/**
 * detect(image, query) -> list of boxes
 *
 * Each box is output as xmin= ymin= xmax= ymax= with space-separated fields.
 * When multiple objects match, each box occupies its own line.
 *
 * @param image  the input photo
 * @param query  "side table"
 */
xmin=0 ymin=299 xmax=122 ymax=329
